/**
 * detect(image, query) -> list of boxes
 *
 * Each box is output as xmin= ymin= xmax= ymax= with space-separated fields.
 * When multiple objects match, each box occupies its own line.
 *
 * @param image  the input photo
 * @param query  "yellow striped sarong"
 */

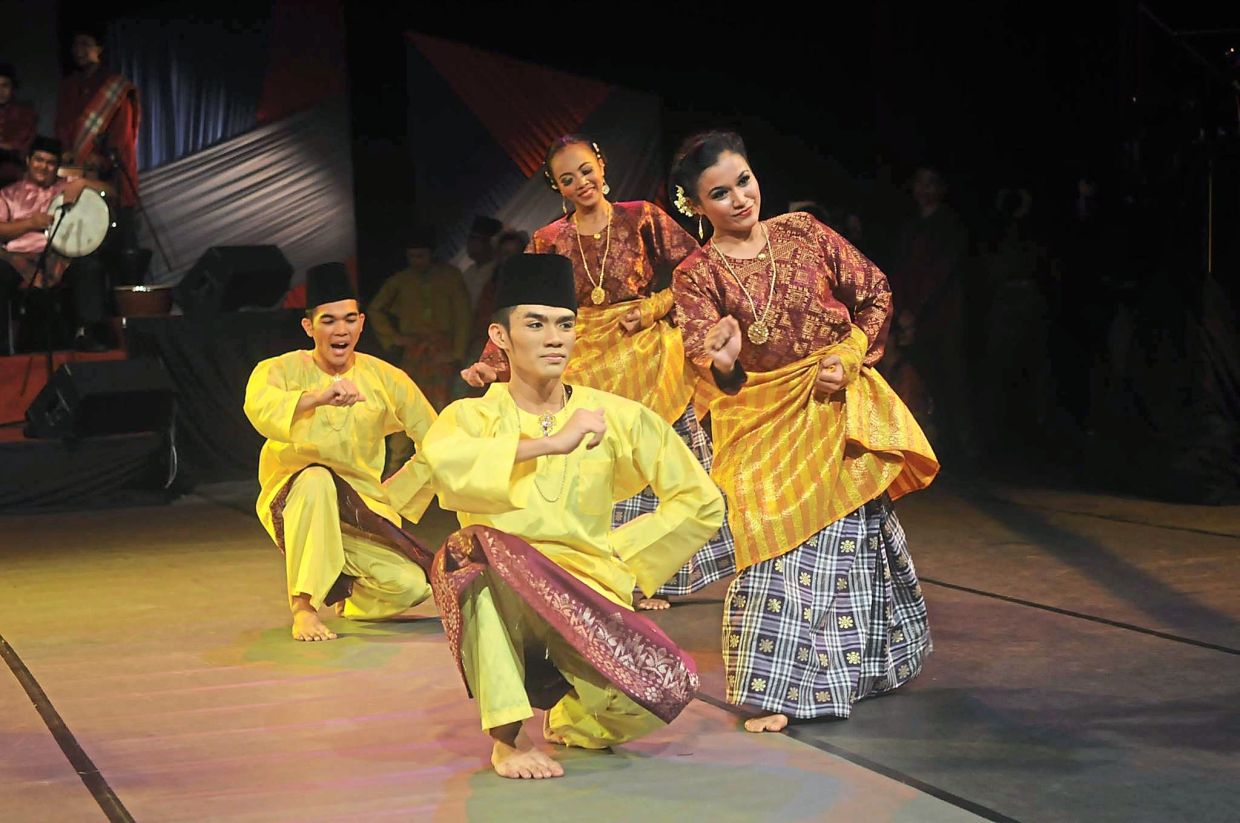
xmin=709 ymin=326 xmax=939 ymax=571
xmin=565 ymin=294 xmax=695 ymax=425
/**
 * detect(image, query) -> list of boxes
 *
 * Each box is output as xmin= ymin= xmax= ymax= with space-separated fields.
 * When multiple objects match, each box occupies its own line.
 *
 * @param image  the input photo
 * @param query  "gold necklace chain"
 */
xmin=527 ymin=385 xmax=571 ymax=502
xmin=710 ymin=224 xmax=778 ymax=345
xmin=573 ymin=205 xmax=612 ymax=305
xmin=321 ymin=373 xmax=353 ymax=432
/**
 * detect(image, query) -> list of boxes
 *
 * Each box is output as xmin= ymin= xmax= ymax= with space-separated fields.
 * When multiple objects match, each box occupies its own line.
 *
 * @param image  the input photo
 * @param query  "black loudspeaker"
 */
xmin=174 ymin=245 xmax=292 ymax=316
xmin=24 ymin=358 xmax=176 ymax=439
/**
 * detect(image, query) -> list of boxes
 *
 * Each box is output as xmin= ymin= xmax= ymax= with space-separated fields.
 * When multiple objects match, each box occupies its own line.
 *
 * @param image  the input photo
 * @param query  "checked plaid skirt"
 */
xmin=722 ymin=494 xmax=931 ymax=719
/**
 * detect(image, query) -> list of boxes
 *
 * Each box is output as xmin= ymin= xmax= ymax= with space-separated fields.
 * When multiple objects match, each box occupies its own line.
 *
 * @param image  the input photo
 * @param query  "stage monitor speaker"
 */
xmin=174 ymin=245 xmax=292 ymax=316
xmin=24 ymin=357 xmax=176 ymax=439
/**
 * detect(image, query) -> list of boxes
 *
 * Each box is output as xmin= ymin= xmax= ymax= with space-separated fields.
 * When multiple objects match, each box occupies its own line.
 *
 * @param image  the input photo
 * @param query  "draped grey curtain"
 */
xmin=136 ymin=95 xmax=356 ymax=288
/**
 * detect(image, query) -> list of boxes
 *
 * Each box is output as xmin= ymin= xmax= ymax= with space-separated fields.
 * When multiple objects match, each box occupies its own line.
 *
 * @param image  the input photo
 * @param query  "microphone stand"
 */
xmin=31 ymin=202 xmax=69 ymax=383
xmin=99 ymin=140 xmax=173 ymax=280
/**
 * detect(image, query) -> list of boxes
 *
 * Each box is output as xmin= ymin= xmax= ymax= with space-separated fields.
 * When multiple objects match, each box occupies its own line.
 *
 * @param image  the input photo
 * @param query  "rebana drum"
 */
xmin=46 ymin=187 xmax=112 ymax=258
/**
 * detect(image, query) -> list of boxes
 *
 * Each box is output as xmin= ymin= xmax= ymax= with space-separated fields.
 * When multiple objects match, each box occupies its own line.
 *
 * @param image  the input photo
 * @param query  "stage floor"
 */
xmin=2 ymin=480 xmax=1237 ymax=822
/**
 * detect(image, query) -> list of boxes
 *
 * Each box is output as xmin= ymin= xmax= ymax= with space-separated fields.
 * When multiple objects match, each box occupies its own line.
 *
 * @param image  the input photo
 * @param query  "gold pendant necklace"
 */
xmin=574 ymin=206 xmax=612 ymax=305
xmin=529 ymin=385 xmax=571 ymax=502
xmin=711 ymin=224 xmax=779 ymax=345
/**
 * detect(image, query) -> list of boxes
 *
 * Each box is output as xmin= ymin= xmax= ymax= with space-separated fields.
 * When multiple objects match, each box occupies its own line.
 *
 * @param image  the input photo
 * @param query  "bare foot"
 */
xmin=491 ymin=739 xmax=564 ymax=779
xmin=637 ymin=597 xmax=671 ymax=611
xmin=333 ymin=600 xmax=347 ymax=617
xmin=744 ymin=713 xmax=789 ymax=733
xmin=291 ymin=603 xmax=338 ymax=642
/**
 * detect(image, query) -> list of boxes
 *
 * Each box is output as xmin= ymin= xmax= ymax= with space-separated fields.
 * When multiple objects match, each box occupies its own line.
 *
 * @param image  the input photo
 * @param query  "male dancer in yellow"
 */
xmin=244 ymin=262 xmax=438 ymax=641
xmin=404 ymin=254 xmax=723 ymax=778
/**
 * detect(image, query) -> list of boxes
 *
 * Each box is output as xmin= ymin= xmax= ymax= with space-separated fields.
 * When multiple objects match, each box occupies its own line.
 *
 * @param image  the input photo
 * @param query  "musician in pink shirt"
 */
xmin=0 ymin=136 xmax=113 ymax=352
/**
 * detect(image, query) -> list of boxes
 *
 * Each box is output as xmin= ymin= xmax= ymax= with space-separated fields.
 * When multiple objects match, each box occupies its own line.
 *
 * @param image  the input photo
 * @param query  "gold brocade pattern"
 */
xmin=431 ymin=530 xmax=480 ymax=695
xmin=709 ymin=328 xmax=939 ymax=571
xmin=563 ymin=301 xmax=695 ymax=425
xmin=674 ymin=212 xmax=893 ymax=374
xmin=431 ymin=526 xmax=700 ymax=723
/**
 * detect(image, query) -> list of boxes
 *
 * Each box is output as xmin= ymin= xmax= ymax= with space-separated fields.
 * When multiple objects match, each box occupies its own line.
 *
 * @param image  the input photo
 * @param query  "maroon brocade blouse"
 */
xmin=673 ymin=212 xmax=893 ymax=375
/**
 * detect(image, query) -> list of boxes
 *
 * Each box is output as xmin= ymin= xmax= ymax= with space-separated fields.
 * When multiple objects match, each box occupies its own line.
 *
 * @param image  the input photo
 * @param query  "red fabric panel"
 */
xmin=257 ymin=0 xmax=348 ymax=125
xmin=408 ymin=33 xmax=611 ymax=178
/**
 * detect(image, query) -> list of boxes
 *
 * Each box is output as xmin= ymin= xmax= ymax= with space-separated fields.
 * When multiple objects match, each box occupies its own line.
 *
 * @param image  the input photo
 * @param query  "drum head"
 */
xmin=47 ymin=188 xmax=111 ymax=258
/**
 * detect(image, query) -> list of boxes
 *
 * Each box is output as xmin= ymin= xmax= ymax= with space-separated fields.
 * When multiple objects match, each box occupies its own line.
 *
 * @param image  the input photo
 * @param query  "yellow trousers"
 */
xmin=459 ymin=569 xmax=663 ymax=749
xmin=282 ymin=466 xmax=430 ymax=619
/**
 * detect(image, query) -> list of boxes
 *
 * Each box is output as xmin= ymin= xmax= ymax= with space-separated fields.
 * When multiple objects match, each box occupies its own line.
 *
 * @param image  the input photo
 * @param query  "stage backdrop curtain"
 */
xmin=107 ymin=4 xmax=270 ymax=171
xmin=405 ymin=33 xmax=677 ymax=271
xmin=134 ymin=96 xmax=357 ymax=289
xmin=107 ymin=0 xmax=348 ymax=171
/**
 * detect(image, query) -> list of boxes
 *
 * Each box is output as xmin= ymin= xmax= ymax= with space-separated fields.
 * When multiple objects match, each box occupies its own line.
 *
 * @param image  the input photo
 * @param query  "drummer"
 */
xmin=0 ymin=135 xmax=113 ymax=352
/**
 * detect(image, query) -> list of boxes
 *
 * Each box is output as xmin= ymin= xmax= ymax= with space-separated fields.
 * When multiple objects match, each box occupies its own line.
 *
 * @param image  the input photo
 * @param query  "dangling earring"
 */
xmin=697 ymin=215 xmax=704 ymax=240
xmin=602 ymin=183 xmax=610 ymax=196
xmin=562 ymin=197 xmax=569 ymax=216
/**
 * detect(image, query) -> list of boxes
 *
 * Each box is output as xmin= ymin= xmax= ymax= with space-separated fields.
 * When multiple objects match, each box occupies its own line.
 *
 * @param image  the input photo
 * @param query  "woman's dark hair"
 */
xmin=669 ymin=130 xmax=747 ymax=204
xmin=541 ymin=134 xmax=606 ymax=191
xmin=0 ymin=63 xmax=16 ymax=86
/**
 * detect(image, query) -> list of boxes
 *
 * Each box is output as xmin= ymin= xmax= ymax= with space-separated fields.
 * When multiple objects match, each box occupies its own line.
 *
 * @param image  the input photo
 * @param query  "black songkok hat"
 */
xmin=470 ymin=215 xmax=503 ymax=238
xmin=305 ymin=262 xmax=356 ymax=310
xmin=494 ymin=254 xmax=577 ymax=313
xmin=30 ymin=136 xmax=63 ymax=157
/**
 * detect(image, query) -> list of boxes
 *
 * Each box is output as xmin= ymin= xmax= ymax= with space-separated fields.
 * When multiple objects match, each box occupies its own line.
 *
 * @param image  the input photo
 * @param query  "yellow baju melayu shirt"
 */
xmin=420 ymin=382 xmax=725 ymax=607
xmin=245 ymin=350 xmax=438 ymax=533
xmin=414 ymin=381 xmax=723 ymax=743
xmin=243 ymin=351 xmax=438 ymax=615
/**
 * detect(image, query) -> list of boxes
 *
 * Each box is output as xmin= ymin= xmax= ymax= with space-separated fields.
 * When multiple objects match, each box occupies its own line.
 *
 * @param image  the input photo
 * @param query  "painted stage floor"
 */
xmin=2 ymin=479 xmax=1237 ymax=822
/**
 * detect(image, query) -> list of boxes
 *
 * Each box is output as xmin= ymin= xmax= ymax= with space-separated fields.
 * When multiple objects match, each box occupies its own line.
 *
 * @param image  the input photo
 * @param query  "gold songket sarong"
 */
xmin=709 ymin=326 xmax=940 ymax=571
xmin=564 ymin=292 xmax=694 ymax=426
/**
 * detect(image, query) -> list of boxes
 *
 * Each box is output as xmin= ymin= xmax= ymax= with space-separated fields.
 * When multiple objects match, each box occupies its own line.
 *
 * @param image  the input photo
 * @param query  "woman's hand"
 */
xmin=813 ymin=355 xmax=849 ymax=398
xmin=706 ymin=315 xmax=743 ymax=375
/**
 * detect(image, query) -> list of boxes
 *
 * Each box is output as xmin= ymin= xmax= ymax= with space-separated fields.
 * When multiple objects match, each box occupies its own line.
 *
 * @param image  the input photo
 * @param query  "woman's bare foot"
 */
xmin=636 ymin=597 xmax=671 ymax=611
xmin=291 ymin=596 xmax=337 ymax=641
xmin=744 ymin=713 xmax=789 ymax=733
